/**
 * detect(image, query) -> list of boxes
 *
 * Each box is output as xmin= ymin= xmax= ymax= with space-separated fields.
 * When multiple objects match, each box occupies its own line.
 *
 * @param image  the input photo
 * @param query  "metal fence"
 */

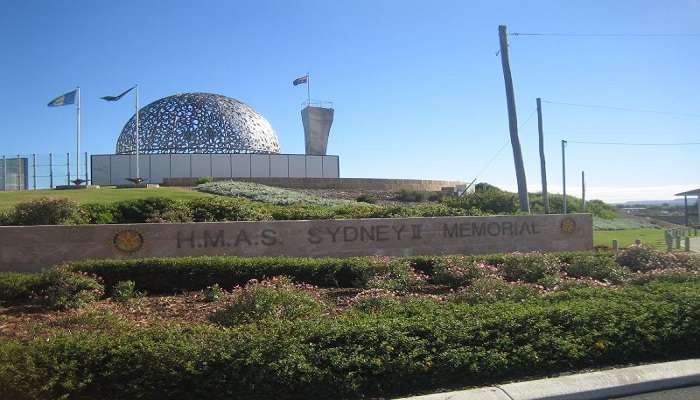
xmin=0 ymin=152 xmax=90 ymax=190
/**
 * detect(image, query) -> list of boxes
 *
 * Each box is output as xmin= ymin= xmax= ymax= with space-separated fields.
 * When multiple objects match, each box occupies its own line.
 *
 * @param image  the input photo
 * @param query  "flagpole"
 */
xmin=76 ymin=86 xmax=80 ymax=185
xmin=306 ymin=73 xmax=310 ymax=104
xmin=135 ymin=84 xmax=140 ymax=180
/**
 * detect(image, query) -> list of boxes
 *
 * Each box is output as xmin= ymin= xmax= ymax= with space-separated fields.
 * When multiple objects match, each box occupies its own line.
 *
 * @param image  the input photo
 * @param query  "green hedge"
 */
xmin=1 ymin=281 xmax=698 ymax=400
xmin=63 ymin=252 xmax=621 ymax=294
xmin=66 ymin=256 xmax=394 ymax=293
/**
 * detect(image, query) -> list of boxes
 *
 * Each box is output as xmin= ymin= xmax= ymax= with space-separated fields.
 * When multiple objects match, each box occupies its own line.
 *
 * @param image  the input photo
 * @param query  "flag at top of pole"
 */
xmin=47 ymin=89 xmax=77 ymax=107
xmin=48 ymin=87 xmax=82 ymax=185
xmin=293 ymin=74 xmax=310 ymax=104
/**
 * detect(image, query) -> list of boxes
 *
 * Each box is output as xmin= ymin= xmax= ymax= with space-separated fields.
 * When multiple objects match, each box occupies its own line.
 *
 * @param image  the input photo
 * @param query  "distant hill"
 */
xmin=617 ymin=199 xmax=688 ymax=207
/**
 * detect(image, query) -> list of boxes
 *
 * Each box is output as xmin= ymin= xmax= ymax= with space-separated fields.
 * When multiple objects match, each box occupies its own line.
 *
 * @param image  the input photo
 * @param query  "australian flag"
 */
xmin=47 ymin=90 xmax=77 ymax=107
xmin=293 ymin=75 xmax=308 ymax=86
xmin=101 ymin=86 xmax=135 ymax=102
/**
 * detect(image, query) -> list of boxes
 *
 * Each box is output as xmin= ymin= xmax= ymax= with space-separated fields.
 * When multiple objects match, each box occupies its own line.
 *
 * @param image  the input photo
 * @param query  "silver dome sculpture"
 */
xmin=116 ymin=93 xmax=281 ymax=154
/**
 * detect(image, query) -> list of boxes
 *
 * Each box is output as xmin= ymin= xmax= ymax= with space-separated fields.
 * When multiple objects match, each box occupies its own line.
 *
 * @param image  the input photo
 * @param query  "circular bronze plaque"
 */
xmin=560 ymin=217 xmax=577 ymax=234
xmin=113 ymin=230 xmax=144 ymax=253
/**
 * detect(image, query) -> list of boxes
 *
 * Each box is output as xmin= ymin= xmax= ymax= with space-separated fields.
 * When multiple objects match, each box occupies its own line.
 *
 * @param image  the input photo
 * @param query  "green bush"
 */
xmin=202 ymin=283 xmax=224 ymax=302
xmin=395 ymin=189 xmax=428 ymax=202
xmin=10 ymin=197 xmax=82 ymax=225
xmin=79 ymin=203 xmax=117 ymax=224
xmin=615 ymin=245 xmax=675 ymax=272
xmin=450 ymin=276 xmax=541 ymax=304
xmin=66 ymin=256 xmax=394 ymax=294
xmin=1 ymin=281 xmax=697 ymax=400
xmin=355 ymin=194 xmax=376 ymax=204
xmin=31 ymin=268 xmax=104 ymax=309
xmin=209 ymin=276 xmax=325 ymax=326
xmin=188 ymin=196 xmax=270 ymax=222
xmin=0 ymin=268 xmax=103 ymax=309
xmin=443 ymin=186 xmax=517 ymax=214
xmin=431 ymin=256 xmax=491 ymax=288
xmin=0 ymin=272 xmax=42 ymax=304
xmin=196 ymin=176 xmax=214 ymax=185
xmin=565 ymin=254 xmax=629 ymax=283
xmin=113 ymin=197 xmax=192 ymax=223
xmin=500 ymin=252 xmax=562 ymax=283
xmin=366 ymin=261 xmax=427 ymax=292
xmin=110 ymin=280 xmax=144 ymax=303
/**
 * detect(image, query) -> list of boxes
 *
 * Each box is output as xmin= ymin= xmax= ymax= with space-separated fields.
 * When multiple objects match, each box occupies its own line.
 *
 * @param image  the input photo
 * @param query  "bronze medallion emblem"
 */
xmin=113 ymin=229 xmax=144 ymax=253
xmin=560 ymin=217 xmax=576 ymax=234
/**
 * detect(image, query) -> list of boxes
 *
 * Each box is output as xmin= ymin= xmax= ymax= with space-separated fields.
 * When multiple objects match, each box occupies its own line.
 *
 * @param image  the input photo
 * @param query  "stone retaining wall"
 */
xmin=0 ymin=214 xmax=592 ymax=272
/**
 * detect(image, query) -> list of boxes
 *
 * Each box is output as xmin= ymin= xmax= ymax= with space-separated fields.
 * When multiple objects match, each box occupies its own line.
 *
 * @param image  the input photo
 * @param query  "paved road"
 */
xmin=612 ymin=385 xmax=700 ymax=399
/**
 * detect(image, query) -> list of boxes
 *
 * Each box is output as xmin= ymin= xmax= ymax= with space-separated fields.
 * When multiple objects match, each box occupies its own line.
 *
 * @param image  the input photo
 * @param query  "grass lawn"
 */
xmin=0 ymin=187 xmax=213 ymax=210
xmin=594 ymin=228 xmax=667 ymax=250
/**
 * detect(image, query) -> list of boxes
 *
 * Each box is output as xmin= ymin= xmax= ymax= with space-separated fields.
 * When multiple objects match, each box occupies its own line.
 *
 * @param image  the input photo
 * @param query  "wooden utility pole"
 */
xmin=562 ymin=140 xmax=567 ymax=214
xmin=581 ymin=171 xmax=586 ymax=212
xmin=536 ymin=98 xmax=549 ymax=213
xmin=498 ymin=25 xmax=530 ymax=213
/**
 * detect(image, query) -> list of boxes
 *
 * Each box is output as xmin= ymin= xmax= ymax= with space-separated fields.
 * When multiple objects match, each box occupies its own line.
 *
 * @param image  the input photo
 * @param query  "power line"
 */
xmin=510 ymin=32 xmax=700 ymax=37
xmin=471 ymin=108 xmax=538 ymax=183
xmin=567 ymin=140 xmax=700 ymax=146
xmin=542 ymin=100 xmax=700 ymax=118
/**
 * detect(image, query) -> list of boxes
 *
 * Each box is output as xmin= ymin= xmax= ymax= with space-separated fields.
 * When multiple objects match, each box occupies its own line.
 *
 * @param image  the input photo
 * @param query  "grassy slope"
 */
xmin=0 ymin=187 xmax=212 ymax=210
xmin=593 ymin=228 xmax=666 ymax=250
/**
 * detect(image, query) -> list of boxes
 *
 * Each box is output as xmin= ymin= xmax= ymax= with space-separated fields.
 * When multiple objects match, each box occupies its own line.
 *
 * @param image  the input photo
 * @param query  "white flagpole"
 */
xmin=76 ymin=86 xmax=80 ymax=184
xmin=306 ymin=73 xmax=310 ymax=104
xmin=135 ymin=84 xmax=140 ymax=180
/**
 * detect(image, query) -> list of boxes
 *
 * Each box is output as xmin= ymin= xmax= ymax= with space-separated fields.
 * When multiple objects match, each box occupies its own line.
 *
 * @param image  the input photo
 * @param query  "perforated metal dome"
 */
xmin=116 ymin=92 xmax=281 ymax=154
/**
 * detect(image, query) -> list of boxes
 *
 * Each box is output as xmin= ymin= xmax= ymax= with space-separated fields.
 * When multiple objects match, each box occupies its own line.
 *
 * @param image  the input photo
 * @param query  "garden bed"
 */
xmin=1 ymin=247 xmax=699 ymax=399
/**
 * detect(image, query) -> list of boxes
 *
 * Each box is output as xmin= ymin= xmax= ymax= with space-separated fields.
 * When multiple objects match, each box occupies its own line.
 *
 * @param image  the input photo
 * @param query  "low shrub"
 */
xmin=188 ymin=196 xmax=270 ymax=222
xmin=366 ymin=261 xmax=428 ymax=292
xmin=110 ymin=280 xmax=144 ymax=303
xmin=355 ymin=194 xmax=376 ymax=204
xmin=66 ymin=256 xmax=394 ymax=294
xmin=565 ymin=254 xmax=629 ymax=283
xmin=2 ymin=281 xmax=697 ymax=399
xmin=431 ymin=256 xmax=493 ymax=288
xmin=113 ymin=197 xmax=192 ymax=223
xmin=209 ymin=276 xmax=325 ymax=326
xmin=196 ymin=176 xmax=214 ymax=184
xmin=0 ymin=272 xmax=42 ymax=304
xmin=395 ymin=189 xmax=428 ymax=202
xmin=31 ymin=268 xmax=104 ymax=309
xmin=198 ymin=181 xmax=347 ymax=206
xmin=10 ymin=197 xmax=81 ymax=225
xmin=450 ymin=276 xmax=541 ymax=304
xmin=347 ymin=288 xmax=401 ymax=312
xmin=499 ymin=252 xmax=562 ymax=283
xmin=202 ymin=283 xmax=224 ymax=302
xmin=615 ymin=245 xmax=675 ymax=272
xmin=78 ymin=203 xmax=117 ymax=224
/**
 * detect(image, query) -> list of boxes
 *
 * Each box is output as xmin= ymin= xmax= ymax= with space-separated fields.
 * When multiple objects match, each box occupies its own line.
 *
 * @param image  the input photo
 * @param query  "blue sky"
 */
xmin=0 ymin=0 xmax=698 ymax=202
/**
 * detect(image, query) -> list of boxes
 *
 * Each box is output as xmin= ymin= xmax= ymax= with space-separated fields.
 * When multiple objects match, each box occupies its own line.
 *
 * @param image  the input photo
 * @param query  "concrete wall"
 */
xmin=302 ymin=106 xmax=334 ymax=156
xmin=91 ymin=153 xmax=340 ymax=185
xmin=0 ymin=214 xmax=593 ymax=272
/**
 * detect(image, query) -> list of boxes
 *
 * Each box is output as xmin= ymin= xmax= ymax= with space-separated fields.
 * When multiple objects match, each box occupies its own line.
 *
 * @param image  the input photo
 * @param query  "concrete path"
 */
xmin=689 ymin=237 xmax=700 ymax=253
xmin=613 ymin=386 xmax=700 ymax=399
xmin=395 ymin=359 xmax=700 ymax=400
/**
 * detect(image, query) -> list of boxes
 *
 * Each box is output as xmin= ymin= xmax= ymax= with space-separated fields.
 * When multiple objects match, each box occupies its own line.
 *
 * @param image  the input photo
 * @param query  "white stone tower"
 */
xmin=301 ymin=105 xmax=334 ymax=155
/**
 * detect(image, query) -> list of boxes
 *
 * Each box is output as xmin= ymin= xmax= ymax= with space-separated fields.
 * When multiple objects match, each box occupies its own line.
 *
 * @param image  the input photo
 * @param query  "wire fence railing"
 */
xmin=0 ymin=152 xmax=90 ymax=191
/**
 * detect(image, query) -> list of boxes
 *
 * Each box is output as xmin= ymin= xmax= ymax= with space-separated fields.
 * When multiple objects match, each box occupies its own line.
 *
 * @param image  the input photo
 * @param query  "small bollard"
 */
xmin=685 ymin=237 xmax=691 ymax=252
xmin=675 ymin=236 xmax=681 ymax=249
xmin=665 ymin=231 xmax=673 ymax=252
xmin=612 ymin=239 xmax=619 ymax=253
xmin=635 ymin=238 xmax=641 ymax=246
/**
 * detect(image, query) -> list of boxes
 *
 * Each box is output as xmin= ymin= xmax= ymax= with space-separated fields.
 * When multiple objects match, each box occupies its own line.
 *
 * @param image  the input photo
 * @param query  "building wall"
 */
xmin=91 ymin=153 xmax=340 ymax=185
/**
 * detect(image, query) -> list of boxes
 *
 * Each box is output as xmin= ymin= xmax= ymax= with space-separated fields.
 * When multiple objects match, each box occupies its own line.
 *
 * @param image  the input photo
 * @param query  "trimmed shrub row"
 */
xmin=1 ymin=280 xmax=698 ymax=400
xmin=62 ymin=248 xmax=697 ymax=295
xmin=0 ymin=267 xmax=103 ymax=309
xmin=0 ymin=196 xmax=472 ymax=226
